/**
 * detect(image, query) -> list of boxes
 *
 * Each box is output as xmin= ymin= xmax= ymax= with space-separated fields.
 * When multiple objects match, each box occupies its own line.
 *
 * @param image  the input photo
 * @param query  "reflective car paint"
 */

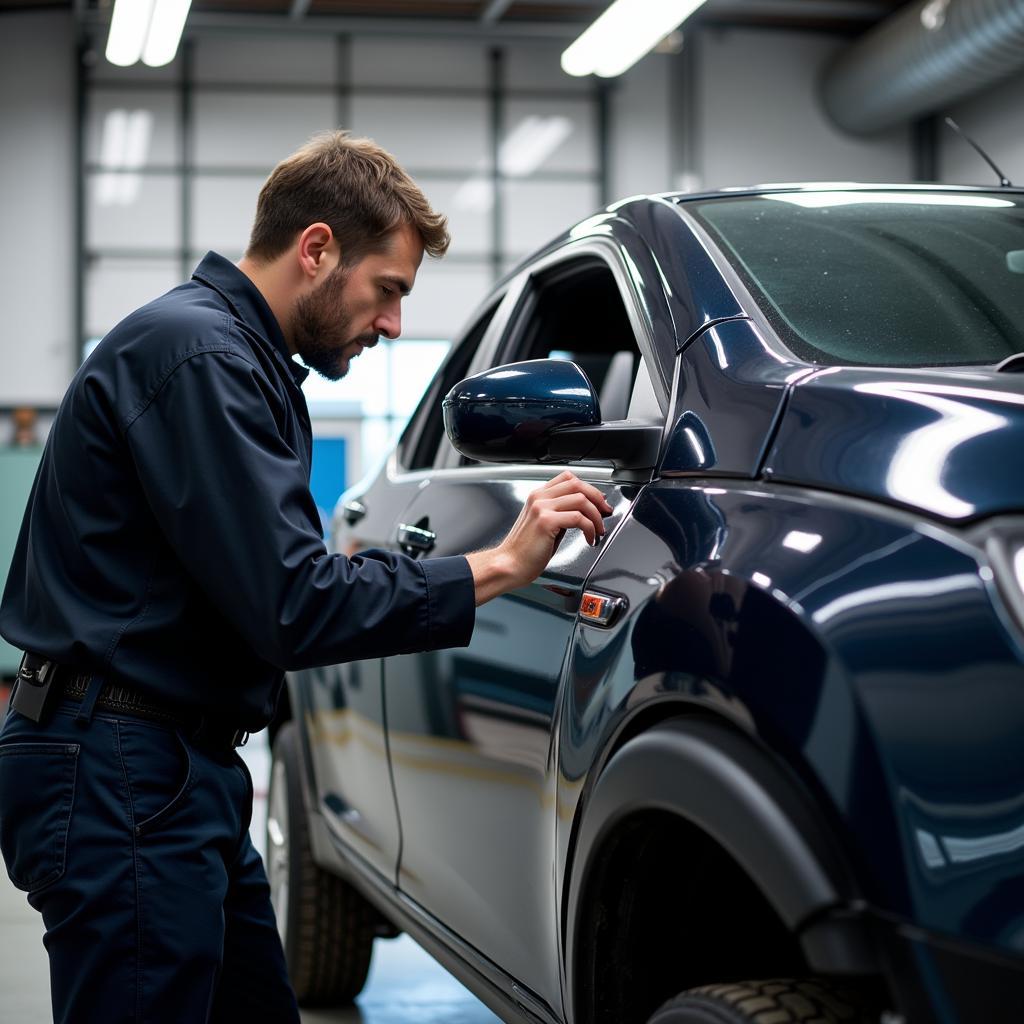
xmin=765 ymin=365 xmax=1024 ymax=521
xmin=559 ymin=483 xmax=1024 ymax=948
xmin=285 ymin=186 xmax=1024 ymax=1024
xmin=443 ymin=358 xmax=600 ymax=463
xmin=661 ymin=320 xmax=813 ymax=477
xmin=299 ymin=458 xmax=425 ymax=877
xmin=379 ymin=466 xmax=629 ymax=1018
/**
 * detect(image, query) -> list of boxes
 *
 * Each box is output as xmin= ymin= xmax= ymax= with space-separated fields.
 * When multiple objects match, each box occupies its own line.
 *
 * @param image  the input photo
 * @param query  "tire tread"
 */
xmin=273 ymin=722 xmax=376 ymax=1006
xmin=650 ymin=977 xmax=876 ymax=1023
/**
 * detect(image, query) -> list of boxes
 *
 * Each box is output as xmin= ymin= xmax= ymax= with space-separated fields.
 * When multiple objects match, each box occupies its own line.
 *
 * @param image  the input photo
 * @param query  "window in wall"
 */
xmin=81 ymin=31 xmax=604 ymax=483
xmin=302 ymin=339 xmax=452 ymax=480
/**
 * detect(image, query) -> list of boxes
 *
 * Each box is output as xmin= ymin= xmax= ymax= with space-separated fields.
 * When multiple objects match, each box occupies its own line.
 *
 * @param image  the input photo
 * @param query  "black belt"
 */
xmin=17 ymin=659 xmax=249 ymax=750
xmin=61 ymin=673 xmax=191 ymax=726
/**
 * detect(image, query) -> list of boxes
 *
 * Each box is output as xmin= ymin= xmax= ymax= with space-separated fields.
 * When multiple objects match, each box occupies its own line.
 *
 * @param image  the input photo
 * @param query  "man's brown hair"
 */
xmin=246 ymin=130 xmax=450 ymax=265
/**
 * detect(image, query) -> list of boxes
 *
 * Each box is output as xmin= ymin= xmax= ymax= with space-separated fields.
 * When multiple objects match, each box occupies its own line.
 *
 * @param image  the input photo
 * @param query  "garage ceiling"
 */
xmin=0 ymin=0 xmax=906 ymax=34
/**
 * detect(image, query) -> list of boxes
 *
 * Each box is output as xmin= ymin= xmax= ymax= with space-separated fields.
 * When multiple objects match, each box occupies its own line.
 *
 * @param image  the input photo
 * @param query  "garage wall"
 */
xmin=0 ymin=17 xmax=924 ymax=413
xmin=609 ymin=51 xmax=673 ymax=199
xmin=82 ymin=32 xmax=603 ymax=349
xmin=690 ymin=27 xmax=912 ymax=190
xmin=0 ymin=11 xmax=77 ymax=406
xmin=939 ymin=68 xmax=1024 ymax=187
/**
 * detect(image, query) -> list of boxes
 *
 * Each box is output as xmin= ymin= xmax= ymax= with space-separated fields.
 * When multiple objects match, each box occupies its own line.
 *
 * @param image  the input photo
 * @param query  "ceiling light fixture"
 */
xmin=105 ymin=0 xmax=192 ymax=68
xmin=561 ymin=0 xmax=707 ymax=78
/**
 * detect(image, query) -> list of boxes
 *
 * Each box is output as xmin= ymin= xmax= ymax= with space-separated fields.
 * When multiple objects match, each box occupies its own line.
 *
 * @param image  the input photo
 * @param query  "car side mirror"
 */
xmin=442 ymin=359 xmax=600 ymax=464
xmin=443 ymin=358 xmax=661 ymax=473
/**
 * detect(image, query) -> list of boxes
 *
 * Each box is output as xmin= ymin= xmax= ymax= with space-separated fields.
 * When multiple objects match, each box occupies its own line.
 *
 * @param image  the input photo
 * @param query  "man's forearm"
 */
xmin=465 ymin=548 xmax=518 ymax=606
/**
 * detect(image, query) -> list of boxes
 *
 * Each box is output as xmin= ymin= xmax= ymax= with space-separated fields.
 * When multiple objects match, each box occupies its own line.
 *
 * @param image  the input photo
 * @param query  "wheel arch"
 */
xmin=564 ymin=713 xmax=879 ymax=1023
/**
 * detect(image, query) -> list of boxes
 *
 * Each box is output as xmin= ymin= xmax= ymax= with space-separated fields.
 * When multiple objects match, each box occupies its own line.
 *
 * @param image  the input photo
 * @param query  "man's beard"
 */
xmin=291 ymin=263 xmax=377 ymax=381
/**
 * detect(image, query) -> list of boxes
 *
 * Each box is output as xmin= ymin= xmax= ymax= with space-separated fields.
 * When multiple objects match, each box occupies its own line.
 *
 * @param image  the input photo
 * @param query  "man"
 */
xmin=0 ymin=131 xmax=611 ymax=1024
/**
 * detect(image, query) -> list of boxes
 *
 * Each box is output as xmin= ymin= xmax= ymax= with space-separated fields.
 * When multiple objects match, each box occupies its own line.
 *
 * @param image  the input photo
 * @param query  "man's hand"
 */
xmin=465 ymin=471 xmax=614 ymax=606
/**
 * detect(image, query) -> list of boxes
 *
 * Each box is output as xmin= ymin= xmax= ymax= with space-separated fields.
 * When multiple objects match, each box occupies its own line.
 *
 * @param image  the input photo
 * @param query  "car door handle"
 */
xmin=397 ymin=523 xmax=436 ymax=555
xmin=342 ymin=499 xmax=367 ymax=525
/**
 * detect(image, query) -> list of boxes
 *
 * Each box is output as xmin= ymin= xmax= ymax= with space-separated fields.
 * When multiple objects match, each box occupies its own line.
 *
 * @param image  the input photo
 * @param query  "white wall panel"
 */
xmin=351 ymin=37 xmax=487 ymax=89
xmin=191 ymin=175 xmax=265 ymax=254
xmin=415 ymin=178 xmax=491 ymax=259
xmin=400 ymin=261 xmax=493 ymax=340
xmin=194 ymin=34 xmax=336 ymax=85
xmin=194 ymin=91 xmax=338 ymax=167
xmin=0 ymin=12 xmax=76 ymax=405
xmin=87 ymin=174 xmax=180 ymax=250
xmin=86 ymin=90 xmax=179 ymax=167
xmin=611 ymin=51 xmax=673 ymax=198
xmin=349 ymin=95 xmax=490 ymax=172
xmin=697 ymin=29 xmax=911 ymax=189
xmin=504 ymin=40 xmax=590 ymax=92
xmin=940 ymin=68 xmax=1024 ymax=187
xmin=85 ymin=260 xmax=182 ymax=339
xmin=504 ymin=98 xmax=596 ymax=174
xmin=502 ymin=180 xmax=601 ymax=257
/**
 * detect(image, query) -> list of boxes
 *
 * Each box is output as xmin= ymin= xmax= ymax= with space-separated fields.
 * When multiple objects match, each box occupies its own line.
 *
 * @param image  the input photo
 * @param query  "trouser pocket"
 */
xmin=117 ymin=720 xmax=196 ymax=837
xmin=0 ymin=740 xmax=80 ymax=892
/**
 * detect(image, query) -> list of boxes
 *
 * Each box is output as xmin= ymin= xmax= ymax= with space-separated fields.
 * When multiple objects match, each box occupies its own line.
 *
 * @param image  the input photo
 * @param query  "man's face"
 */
xmin=291 ymin=222 xmax=424 ymax=381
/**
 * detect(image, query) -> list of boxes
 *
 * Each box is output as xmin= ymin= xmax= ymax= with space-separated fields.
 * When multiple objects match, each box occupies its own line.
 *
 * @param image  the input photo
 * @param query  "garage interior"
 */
xmin=1 ymin=0 xmax=1022 ymax=1020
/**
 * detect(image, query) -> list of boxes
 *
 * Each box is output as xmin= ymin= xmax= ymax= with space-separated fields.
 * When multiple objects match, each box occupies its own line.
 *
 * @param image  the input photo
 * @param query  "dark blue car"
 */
xmin=267 ymin=185 xmax=1024 ymax=1024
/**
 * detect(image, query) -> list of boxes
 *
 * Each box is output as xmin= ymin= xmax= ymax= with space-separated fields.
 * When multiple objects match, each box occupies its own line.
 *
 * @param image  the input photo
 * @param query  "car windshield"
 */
xmin=688 ymin=190 xmax=1024 ymax=366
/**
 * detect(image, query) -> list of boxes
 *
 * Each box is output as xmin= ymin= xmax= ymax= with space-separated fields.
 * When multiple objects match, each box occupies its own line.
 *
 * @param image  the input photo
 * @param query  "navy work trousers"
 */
xmin=0 ymin=699 xmax=300 ymax=1024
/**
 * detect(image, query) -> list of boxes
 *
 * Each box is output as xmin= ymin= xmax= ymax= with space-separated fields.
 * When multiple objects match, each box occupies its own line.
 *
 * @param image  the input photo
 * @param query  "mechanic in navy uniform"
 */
xmin=0 ymin=131 xmax=612 ymax=1024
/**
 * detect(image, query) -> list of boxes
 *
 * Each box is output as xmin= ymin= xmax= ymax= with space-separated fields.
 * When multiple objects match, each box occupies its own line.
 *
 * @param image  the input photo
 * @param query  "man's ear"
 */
xmin=296 ymin=223 xmax=338 ymax=281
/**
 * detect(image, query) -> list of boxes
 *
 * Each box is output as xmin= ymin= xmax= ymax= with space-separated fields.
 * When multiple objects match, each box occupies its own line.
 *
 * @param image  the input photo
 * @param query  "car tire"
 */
xmin=646 ymin=978 xmax=878 ymax=1023
xmin=267 ymin=720 xmax=376 ymax=1006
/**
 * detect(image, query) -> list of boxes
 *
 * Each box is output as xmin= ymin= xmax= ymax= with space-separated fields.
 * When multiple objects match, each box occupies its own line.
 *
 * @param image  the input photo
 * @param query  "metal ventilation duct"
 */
xmin=821 ymin=0 xmax=1024 ymax=134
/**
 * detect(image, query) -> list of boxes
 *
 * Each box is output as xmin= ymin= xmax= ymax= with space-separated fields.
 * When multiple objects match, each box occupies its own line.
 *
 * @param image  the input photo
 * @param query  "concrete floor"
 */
xmin=0 ymin=704 xmax=501 ymax=1024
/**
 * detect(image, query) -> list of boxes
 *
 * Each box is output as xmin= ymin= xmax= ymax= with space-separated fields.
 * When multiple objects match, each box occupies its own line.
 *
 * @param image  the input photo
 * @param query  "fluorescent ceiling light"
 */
xmin=561 ymin=0 xmax=706 ymax=79
xmin=106 ymin=0 xmax=156 ymax=66
xmin=105 ymin=0 xmax=191 ymax=69
xmin=142 ymin=0 xmax=192 ymax=67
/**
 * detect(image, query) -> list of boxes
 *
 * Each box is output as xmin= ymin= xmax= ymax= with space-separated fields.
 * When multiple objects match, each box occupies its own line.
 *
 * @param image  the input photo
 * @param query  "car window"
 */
xmin=397 ymin=300 xmax=500 ymax=472
xmin=689 ymin=191 xmax=1024 ymax=367
xmin=502 ymin=257 xmax=649 ymax=422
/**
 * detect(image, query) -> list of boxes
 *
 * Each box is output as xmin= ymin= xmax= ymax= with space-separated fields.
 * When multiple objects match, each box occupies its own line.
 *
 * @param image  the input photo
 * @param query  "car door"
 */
xmin=381 ymin=239 xmax=673 ymax=1013
xmin=297 ymin=296 xmax=507 ymax=879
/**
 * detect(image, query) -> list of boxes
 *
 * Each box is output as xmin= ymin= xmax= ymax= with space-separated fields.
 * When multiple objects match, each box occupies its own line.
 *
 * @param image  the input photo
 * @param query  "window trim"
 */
xmin=390 ymin=274 xmax=530 ymax=479
xmin=497 ymin=238 xmax=671 ymax=413
xmin=434 ymin=240 xmax=671 ymax=474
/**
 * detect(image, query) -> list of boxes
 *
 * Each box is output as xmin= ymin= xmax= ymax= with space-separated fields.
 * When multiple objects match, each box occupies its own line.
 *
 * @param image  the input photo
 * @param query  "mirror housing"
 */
xmin=443 ymin=358 xmax=661 ymax=472
xmin=443 ymin=359 xmax=600 ymax=463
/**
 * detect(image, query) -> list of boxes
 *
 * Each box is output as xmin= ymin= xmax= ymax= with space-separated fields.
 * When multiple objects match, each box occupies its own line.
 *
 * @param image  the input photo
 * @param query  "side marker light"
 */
xmin=580 ymin=591 xmax=626 ymax=626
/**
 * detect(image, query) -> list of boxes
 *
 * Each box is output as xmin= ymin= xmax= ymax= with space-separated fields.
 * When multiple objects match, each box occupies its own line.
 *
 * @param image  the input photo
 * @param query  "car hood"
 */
xmin=763 ymin=365 xmax=1024 ymax=522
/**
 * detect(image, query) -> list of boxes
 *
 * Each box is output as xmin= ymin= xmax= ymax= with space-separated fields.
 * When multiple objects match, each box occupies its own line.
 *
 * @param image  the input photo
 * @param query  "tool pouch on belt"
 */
xmin=10 ymin=652 xmax=62 ymax=724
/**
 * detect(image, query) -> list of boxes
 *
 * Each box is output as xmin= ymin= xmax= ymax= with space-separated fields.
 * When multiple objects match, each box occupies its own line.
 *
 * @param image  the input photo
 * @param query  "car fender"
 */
xmin=564 ymin=714 xmax=873 ymax=1020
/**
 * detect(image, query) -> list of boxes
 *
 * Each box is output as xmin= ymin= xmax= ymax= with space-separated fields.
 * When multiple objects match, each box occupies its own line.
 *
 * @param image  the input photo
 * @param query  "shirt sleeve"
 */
xmin=124 ymin=349 xmax=475 ymax=670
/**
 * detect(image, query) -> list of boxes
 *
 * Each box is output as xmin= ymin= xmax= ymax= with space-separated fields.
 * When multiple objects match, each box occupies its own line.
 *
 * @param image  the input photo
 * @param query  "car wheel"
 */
xmin=267 ymin=720 xmax=376 ymax=1006
xmin=646 ymin=978 xmax=878 ymax=1023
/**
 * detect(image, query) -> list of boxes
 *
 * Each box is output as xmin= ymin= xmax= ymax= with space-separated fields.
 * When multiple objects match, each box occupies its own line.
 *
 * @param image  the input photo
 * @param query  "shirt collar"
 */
xmin=191 ymin=251 xmax=311 ymax=387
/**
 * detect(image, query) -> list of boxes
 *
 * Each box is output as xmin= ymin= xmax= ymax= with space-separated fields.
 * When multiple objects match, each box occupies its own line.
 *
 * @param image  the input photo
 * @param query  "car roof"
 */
xmin=664 ymin=181 xmax=1024 ymax=204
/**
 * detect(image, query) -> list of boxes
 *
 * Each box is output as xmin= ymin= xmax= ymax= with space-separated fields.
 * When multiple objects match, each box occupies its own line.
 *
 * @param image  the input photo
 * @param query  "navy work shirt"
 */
xmin=0 ymin=252 xmax=476 ymax=731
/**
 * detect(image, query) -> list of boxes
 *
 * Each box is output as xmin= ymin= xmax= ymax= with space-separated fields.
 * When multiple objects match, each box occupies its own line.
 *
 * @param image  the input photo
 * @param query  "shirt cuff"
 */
xmin=420 ymin=555 xmax=476 ymax=650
